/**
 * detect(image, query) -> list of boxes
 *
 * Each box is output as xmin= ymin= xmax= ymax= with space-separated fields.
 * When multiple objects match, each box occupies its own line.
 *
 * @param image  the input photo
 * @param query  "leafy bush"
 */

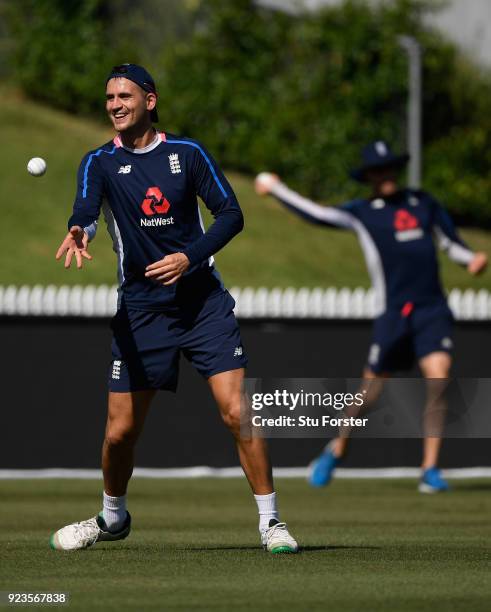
xmin=5 ymin=0 xmax=119 ymax=117
xmin=160 ymin=0 xmax=491 ymax=225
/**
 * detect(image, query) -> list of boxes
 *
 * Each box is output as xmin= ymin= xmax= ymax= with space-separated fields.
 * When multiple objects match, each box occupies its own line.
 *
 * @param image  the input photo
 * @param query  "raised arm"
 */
xmin=254 ymin=172 xmax=356 ymax=230
xmin=432 ymin=200 xmax=487 ymax=275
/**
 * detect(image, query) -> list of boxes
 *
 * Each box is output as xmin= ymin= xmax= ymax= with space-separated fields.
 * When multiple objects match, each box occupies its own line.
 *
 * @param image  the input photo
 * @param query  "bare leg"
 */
xmin=102 ymin=390 xmax=155 ymax=496
xmin=332 ymin=368 xmax=388 ymax=458
xmin=208 ymin=368 xmax=273 ymax=495
xmin=418 ymin=352 xmax=451 ymax=469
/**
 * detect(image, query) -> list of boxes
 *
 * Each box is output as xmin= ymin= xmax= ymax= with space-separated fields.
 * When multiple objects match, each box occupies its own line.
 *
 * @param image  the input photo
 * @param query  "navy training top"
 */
xmin=269 ymin=181 xmax=474 ymax=316
xmin=68 ymin=131 xmax=243 ymax=311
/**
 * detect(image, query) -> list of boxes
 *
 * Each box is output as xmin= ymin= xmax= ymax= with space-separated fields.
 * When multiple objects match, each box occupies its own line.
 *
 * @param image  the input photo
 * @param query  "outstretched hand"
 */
xmin=145 ymin=252 xmax=190 ymax=285
xmin=468 ymin=252 xmax=488 ymax=275
xmin=55 ymin=226 xmax=92 ymax=269
xmin=254 ymin=172 xmax=280 ymax=196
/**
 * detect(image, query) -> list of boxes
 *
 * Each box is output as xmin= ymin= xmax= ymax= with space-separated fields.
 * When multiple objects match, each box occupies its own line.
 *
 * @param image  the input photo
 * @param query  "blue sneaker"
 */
xmin=308 ymin=448 xmax=340 ymax=487
xmin=418 ymin=467 xmax=449 ymax=494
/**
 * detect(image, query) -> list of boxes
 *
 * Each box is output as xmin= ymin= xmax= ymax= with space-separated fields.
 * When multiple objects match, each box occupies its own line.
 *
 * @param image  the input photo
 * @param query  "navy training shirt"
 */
xmin=68 ymin=131 xmax=243 ymax=310
xmin=269 ymin=182 xmax=474 ymax=316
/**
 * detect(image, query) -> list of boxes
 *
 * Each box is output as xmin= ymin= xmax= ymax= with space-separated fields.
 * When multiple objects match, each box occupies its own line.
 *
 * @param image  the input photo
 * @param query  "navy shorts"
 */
xmin=109 ymin=289 xmax=248 ymax=392
xmin=367 ymin=301 xmax=454 ymax=374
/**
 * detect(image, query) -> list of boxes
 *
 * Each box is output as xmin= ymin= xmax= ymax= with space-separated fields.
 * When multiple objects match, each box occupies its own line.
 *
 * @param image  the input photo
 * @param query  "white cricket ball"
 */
xmin=256 ymin=172 xmax=274 ymax=184
xmin=27 ymin=157 xmax=47 ymax=177
xmin=255 ymin=171 xmax=279 ymax=192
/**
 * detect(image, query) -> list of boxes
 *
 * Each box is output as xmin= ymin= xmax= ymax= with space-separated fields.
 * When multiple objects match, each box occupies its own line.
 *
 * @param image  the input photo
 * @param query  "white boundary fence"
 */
xmin=0 ymin=285 xmax=491 ymax=320
xmin=0 ymin=467 xmax=490 ymax=479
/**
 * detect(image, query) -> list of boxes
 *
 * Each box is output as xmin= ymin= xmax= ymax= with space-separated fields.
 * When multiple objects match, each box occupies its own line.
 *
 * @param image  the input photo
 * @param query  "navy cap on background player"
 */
xmin=350 ymin=141 xmax=409 ymax=183
xmin=107 ymin=64 xmax=159 ymax=123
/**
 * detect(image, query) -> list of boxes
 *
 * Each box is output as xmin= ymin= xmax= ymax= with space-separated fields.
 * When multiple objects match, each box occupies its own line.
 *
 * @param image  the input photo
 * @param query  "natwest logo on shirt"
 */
xmin=141 ymin=186 xmax=171 ymax=216
xmin=394 ymin=209 xmax=418 ymax=231
xmin=141 ymin=216 xmax=175 ymax=227
xmin=394 ymin=209 xmax=423 ymax=242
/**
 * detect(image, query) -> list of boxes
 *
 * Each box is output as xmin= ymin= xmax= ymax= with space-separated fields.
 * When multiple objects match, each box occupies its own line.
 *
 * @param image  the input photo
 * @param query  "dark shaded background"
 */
xmin=1 ymin=317 xmax=489 ymax=469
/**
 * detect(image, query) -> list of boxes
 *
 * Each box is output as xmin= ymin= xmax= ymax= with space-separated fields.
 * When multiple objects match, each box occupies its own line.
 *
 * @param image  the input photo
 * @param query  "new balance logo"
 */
xmin=118 ymin=165 xmax=132 ymax=174
xmin=234 ymin=346 xmax=243 ymax=357
xmin=371 ymin=198 xmax=385 ymax=209
xmin=112 ymin=360 xmax=122 ymax=380
xmin=169 ymin=153 xmax=181 ymax=174
xmin=441 ymin=337 xmax=453 ymax=349
xmin=368 ymin=344 xmax=380 ymax=366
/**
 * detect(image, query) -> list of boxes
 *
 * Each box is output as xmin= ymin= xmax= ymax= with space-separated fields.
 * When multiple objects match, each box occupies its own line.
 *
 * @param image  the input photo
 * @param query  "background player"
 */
xmin=51 ymin=64 xmax=297 ymax=554
xmin=255 ymin=141 xmax=487 ymax=493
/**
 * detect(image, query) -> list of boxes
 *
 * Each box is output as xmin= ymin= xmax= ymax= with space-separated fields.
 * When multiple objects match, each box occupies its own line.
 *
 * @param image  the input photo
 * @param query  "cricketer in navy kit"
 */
xmin=51 ymin=64 xmax=298 ymax=554
xmin=255 ymin=141 xmax=487 ymax=493
xmin=70 ymin=127 xmax=247 ymax=391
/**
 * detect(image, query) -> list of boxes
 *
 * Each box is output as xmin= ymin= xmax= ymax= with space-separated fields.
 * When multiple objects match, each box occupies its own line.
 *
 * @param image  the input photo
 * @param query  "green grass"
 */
xmin=2 ymin=85 xmax=491 ymax=290
xmin=1 ymin=478 xmax=490 ymax=611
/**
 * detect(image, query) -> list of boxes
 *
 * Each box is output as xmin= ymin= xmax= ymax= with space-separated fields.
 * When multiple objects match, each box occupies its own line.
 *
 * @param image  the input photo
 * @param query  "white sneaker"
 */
xmin=261 ymin=519 xmax=299 ymax=554
xmin=50 ymin=512 xmax=131 ymax=551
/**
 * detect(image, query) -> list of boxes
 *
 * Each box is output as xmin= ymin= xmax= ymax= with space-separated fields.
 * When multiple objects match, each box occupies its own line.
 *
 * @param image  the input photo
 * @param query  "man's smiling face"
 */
xmin=106 ymin=77 xmax=156 ymax=132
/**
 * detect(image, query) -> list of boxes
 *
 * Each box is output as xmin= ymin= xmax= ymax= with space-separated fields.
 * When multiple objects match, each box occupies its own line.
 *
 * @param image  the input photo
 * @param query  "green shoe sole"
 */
xmin=270 ymin=545 xmax=297 ymax=554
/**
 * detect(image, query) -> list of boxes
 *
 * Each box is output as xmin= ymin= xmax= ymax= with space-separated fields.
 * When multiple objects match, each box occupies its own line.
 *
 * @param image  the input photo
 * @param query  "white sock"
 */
xmin=102 ymin=492 xmax=127 ymax=532
xmin=254 ymin=492 xmax=279 ymax=532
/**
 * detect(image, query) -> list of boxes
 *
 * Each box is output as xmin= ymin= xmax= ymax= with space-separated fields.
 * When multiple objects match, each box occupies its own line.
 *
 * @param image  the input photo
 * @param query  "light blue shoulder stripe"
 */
xmin=82 ymin=146 xmax=117 ymax=198
xmin=166 ymin=139 xmax=228 ymax=198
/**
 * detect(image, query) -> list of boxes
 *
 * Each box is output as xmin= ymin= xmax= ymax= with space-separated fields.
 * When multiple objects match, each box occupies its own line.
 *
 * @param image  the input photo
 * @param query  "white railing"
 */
xmin=0 ymin=285 xmax=490 ymax=320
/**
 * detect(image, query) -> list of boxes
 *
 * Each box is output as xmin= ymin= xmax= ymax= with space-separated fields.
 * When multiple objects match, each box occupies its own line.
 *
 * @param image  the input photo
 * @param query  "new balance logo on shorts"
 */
xmin=112 ymin=360 xmax=122 ymax=379
xmin=168 ymin=153 xmax=181 ymax=174
xmin=441 ymin=337 xmax=453 ymax=349
xmin=234 ymin=346 xmax=243 ymax=357
xmin=368 ymin=343 xmax=380 ymax=366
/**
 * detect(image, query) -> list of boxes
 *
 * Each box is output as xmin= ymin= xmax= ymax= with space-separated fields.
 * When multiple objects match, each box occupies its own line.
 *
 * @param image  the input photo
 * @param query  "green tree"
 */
xmin=161 ymin=0 xmax=491 ymax=224
xmin=6 ymin=0 xmax=117 ymax=115
xmin=4 ymin=0 xmax=194 ymax=117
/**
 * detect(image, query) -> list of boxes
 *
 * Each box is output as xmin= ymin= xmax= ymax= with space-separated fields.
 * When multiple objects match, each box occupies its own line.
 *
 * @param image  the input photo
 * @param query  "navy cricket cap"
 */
xmin=106 ymin=63 xmax=159 ymax=123
xmin=350 ymin=141 xmax=409 ymax=183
